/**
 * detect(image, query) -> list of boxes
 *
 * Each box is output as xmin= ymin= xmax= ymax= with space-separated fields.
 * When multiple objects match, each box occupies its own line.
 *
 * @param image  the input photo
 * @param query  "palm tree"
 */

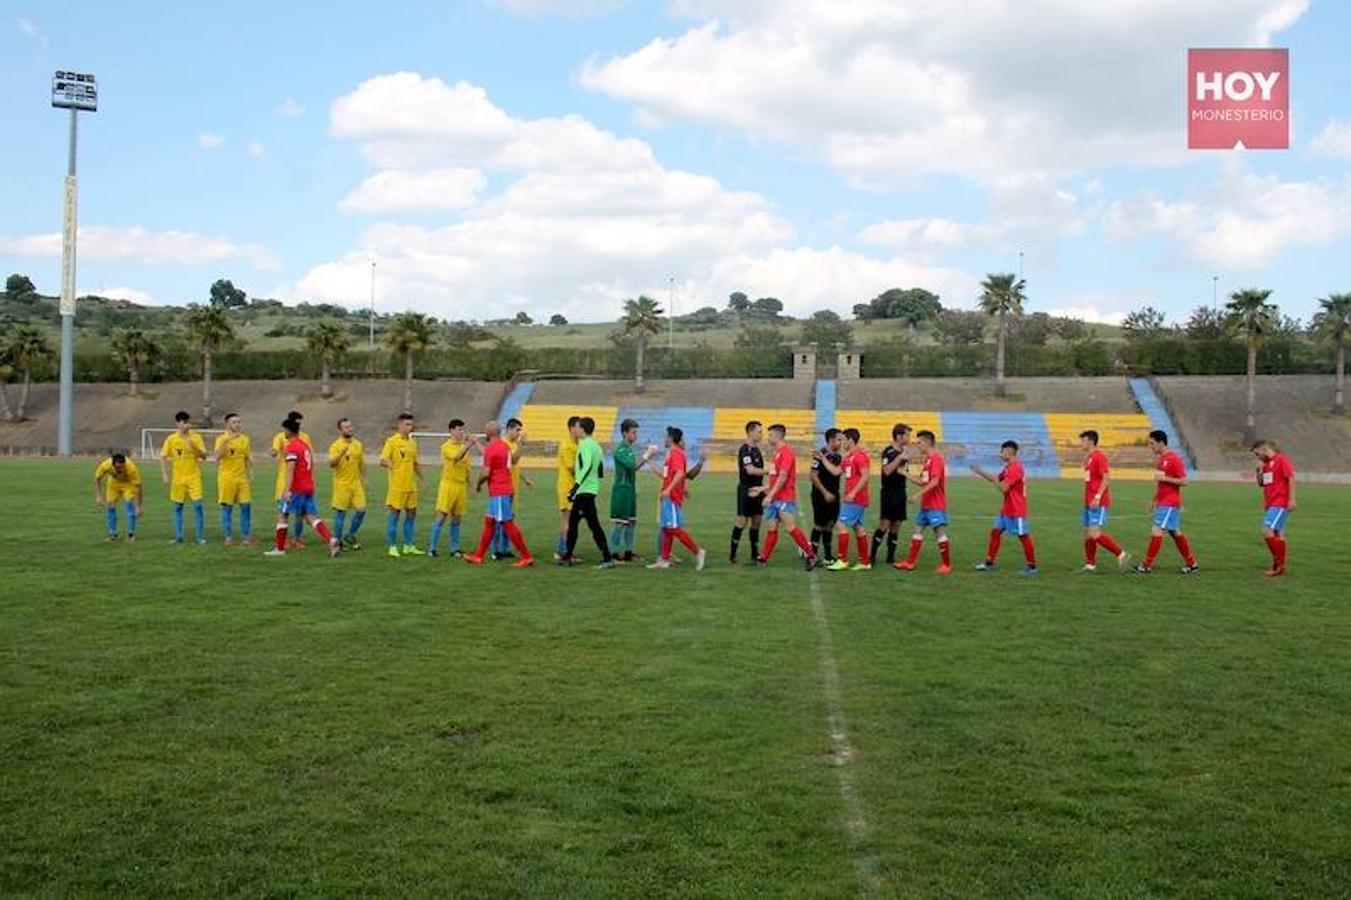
xmin=5 ymin=324 xmax=54 ymax=420
xmin=306 ymin=320 xmax=351 ymax=400
xmin=109 ymin=327 xmax=161 ymax=397
xmin=0 ymin=358 xmax=13 ymax=422
xmin=978 ymin=273 xmax=1026 ymax=396
xmin=1225 ymin=288 xmax=1278 ymax=444
xmin=185 ymin=304 xmax=236 ymax=425
xmin=1314 ymin=293 xmax=1351 ymax=415
xmin=618 ymin=295 xmax=664 ymax=394
xmin=383 ymin=312 xmax=435 ymax=412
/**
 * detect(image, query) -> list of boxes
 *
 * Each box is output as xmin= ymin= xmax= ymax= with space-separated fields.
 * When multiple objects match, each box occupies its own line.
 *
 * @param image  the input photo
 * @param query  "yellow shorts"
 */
xmin=436 ymin=482 xmax=468 ymax=516
xmin=170 ymin=477 xmax=203 ymax=504
xmin=106 ymin=484 xmax=137 ymax=504
xmin=218 ymin=478 xmax=252 ymax=506
xmin=332 ymin=483 xmax=367 ymax=511
xmin=386 ymin=489 xmax=418 ymax=511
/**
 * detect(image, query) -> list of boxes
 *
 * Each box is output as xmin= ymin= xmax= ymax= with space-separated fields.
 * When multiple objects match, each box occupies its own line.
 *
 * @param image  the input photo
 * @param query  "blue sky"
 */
xmin=2 ymin=0 xmax=1348 ymax=325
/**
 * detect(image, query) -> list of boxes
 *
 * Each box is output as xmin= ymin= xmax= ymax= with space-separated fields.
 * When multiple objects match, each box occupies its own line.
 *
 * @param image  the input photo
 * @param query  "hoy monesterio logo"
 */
xmin=1188 ymin=48 xmax=1289 ymax=149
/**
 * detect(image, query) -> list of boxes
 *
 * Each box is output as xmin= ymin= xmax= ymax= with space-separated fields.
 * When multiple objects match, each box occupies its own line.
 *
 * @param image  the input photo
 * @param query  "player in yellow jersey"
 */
xmin=271 ymin=409 xmax=313 ymax=546
xmin=328 ymin=417 xmax=368 ymax=550
xmin=430 ymin=418 xmax=478 ymax=558
xmin=554 ymin=416 xmax=579 ymax=560
xmin=494 ymin=417 xmax=532 ymax=558
xmin=213 ymin=412 xmax=254 ymax=545
xmin=380 ymin=412 xmax=424 ymax=557
xmin=93 ymin=452 xmax=143 ymax=540
xmin=159 ymin=410 xmax=208 ymax=544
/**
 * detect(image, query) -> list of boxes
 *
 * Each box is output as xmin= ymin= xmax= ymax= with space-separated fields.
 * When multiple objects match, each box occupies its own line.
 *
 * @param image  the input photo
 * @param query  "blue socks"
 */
xmin=449 ymin=519 xmax=461 ymax=552
xmin=334 ymin=509 xmax=347 ymax=539
xmin=192 ymin=502 xmax=204 ymax=541
xmin=126 ymin=502 xmax=137 ymax=537
xmin=556 ymin=536 xmax=568 ymax=555
xmin=106 ymin=506 xmax=117 ymax=536
xmin=349 ymin=509 xmax=365 ymax=539
xmin=173 ymin=503 xmax=185 ymax=542
xmin=240 ymin=503 xmax=251 ymax=540
xmin=402 ymin=513 xmax=416 ymax=547
xmin=493 ymin=523 xmax=508 ymax=554
xmin=430 ymin=518 xmax=444 ymax=553
xmin=292 ymin=515 xmax=304 ymax=539
xmin=386 ymin=510 xmax=399 ymax=547
xmin=222 ymin=504 xmax=234 ymax=539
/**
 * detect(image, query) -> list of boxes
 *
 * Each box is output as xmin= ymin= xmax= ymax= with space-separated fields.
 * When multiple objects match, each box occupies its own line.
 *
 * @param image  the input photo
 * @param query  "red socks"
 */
xmin=1143 ymin=535 xmax=1163 ymax=567
xmin=1173 ymin=534 xmax=1196 ymax=567
xmin=1084 ymin=538 xmax=1098 ymax=565
xmin=314 ymin=519 xmax=333 ymax=543
xmin=504 ymin=521 xmax=531 ymax=560
xmin=660 ymin=529 xmax=675 ymax=560
xmin=1019 ymin=534 xmax=1036 ymax=568
xmin=856 ymin=534 xmax=870 ymax=564
xmin=986 ymin=529 xmax=1002 ymax=563
xmin=274 ymin=523 xmax=287 ymax=552
xmin=674 ymin=529 xmax=699 ymax=554
xmin=1097 ymin=533 xmax=1123 ymax=557
xmin=1265 ymin=535 xmax=1287 ymax=568
xmin=938 ymin=537 xmax=951 ymax=567
xmin=761 ymin=530 xmax=779 ymax=562
xmin=905 ymin=538 xmax=923 ymax=566
xmin=474 ymin=518 xmax=496 ymax=558
xmin=837 ymin=532 xmax=850 ymax=562
xmin=789 ymin=527 xmax=814 ymax=558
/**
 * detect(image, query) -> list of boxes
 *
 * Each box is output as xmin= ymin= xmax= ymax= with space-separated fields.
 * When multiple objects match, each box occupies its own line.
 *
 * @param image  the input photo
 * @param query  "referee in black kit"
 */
xmin=810 ymin=427 xmax=844 ymax=562
xmin=730 ymin=420 xmax=766 ymax=564
xmin=872 ymin=422 xmax=912 ymax=565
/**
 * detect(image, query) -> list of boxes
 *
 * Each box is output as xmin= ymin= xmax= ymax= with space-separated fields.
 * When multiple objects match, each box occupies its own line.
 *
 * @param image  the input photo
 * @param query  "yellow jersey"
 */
xmin=273 ymin=430 xmax=313 ymax=496
xmin=440 ymin=439 xmax=472 ymax=487
xmin=506 ymin=438 xmax=522 ymax=490
xmin=381 ymin=433 xmax=419 ymax=494
xmin=328 ymin=437 xmax=365 ymax=487
xmin=214 ymin=432 xmax=252 ymax=481
xmin=557 ymin=438 xmax=577 ymax=497
xmin=95 ymin=457 xmax=141 ymax=487
xmin=160 ymin=431 xmax=206 ymax=482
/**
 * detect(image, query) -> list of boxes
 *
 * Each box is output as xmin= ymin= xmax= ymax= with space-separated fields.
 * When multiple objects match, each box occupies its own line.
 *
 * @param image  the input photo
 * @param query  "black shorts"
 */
xmin=812 ymin=494 xmax=840 ymax=526
xmin=879 ymin=490 xmax=907 ymax=522
xmin=736 ymin=485 xmax=764 ymax=518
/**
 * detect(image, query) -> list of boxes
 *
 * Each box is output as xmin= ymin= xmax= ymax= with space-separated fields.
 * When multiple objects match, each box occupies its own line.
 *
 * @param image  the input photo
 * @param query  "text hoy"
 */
xmin=1193 ymin=70 xmax=1281 ymax=103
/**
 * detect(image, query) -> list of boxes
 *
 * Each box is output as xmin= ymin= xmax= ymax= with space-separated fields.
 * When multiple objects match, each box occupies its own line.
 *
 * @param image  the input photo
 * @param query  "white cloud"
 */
xmin=276 ymin=98 xmax=305 ymax=118
xmin=290 ymin=72 xmax=971 ymax=320
xmin=197 ymin=132 xmax=225 ymax=150
xmin=1103 ymin=168 xmax=1351 ymax=271
xmin=1310 ymin=120 xmax=1351 ymax=160
xmin=83 ymin=285 xmax=157 ymax=306
xmin=0 ymin=226 xmax=279 ymax=270
xmin=493 ymin=0 xmax=627 ymax=17
xmin=340 ymin=167 xmax=486 ymax=214
xmin=1041 ymin=297 xmax=1131 ymax=325
xmin=581 ymin=1 xmax=1307 ymax=183
xmin=247 ymin=139 xmax=266 ymax=161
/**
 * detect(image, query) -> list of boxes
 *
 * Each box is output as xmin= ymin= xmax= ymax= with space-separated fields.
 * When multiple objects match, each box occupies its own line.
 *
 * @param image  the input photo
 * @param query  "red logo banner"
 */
xmin=1188 ymin=48 xmax=1289 ymax=150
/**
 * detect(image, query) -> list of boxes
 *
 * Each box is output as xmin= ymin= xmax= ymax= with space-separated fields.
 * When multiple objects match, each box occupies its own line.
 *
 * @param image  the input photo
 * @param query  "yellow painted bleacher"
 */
xmin=514 ymin=404 xmax=618 ymax=466
xmin=1046 ymin=413 xmax=1155 ymax=479
xmin=712 ymin=408 xmax=817 ymax=442
xmin=834 ymin=411 xmax=943 ymax=448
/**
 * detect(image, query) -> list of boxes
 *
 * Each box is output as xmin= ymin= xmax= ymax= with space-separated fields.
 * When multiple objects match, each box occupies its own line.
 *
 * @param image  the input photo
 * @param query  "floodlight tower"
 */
xmin=51 ymin=70 xmax=97 ymax=457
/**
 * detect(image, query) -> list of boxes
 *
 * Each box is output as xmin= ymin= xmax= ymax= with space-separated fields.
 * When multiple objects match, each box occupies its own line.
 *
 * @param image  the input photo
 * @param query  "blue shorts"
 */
xmin=838 ymin=503 xmax=867 ymax=528
xmin=283 ymin=493 xmax=318 ymax=517
xmin=993 ymin=515 xmax=1029 ymax=536
xmin=1081 ymin=506 xmax=1109 ymax=529
xmin=917 ymin=509 xmax=948 ymax=530
xmin=764 ymin=500 xmax=797 ymax=522
xmin=1262 ymin=506 xmax=1290 ymax=532
xmin=487 ymin=496 xmax=514 ymax=523
xmin=1153 ymin=506 xmax=1182 ymax=532
xmin=660 ymin=499 xmax=684 ymax=530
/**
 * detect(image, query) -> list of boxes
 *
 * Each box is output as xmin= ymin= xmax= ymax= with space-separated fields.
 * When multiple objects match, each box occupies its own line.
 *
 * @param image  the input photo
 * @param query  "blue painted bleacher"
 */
xmin=939 ymin=411 xmax=1060 ymax=477
xmin=1128 ymin=378 xmax=1194 ymax=469
xmin=497 ymin=381 xmax=536 ymax=423
xmin=814 ymin=380 xmax=836 ymax=437
xmin=612 ymin=406 xmax=716 ymax=460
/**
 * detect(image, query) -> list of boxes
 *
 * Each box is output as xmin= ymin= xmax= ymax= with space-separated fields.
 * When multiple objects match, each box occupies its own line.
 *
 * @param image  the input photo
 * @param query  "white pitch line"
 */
xmin=808 ymin=574 xmax=883 ymax=897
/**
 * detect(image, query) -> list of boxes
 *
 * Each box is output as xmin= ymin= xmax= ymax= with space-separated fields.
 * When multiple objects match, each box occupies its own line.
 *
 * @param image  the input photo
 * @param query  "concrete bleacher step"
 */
xmin=939 ymin=411 xmax=1060 ymax=477
xmin=834 ymin=411 xmax=943 ymax=447
xmin=712 ymin=408 xmax=817 ymax=442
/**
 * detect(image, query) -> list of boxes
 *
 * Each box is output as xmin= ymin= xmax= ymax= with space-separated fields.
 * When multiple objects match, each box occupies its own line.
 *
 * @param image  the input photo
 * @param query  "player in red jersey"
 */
xmin=1078 ymin=429 xmax=1130 ymax=572
xmin=1252 ymin=440 xmax=1296 ymax=576
xmin=465 ymin=420 xmax=533 ymax=567
xmin=750 ymin=424 xmax=819 ymax=570
xmin=822 ymin=428 xmax=872 ymax=571
xmin=1135 ymin=430 xmax=1198 ymax=574
xmin=894 ymin=430 xmax=952 ymax=573
xmin=972 ymin=440 xmax=1037 ymax=575
xmin=647 ymin=426 xmax=707 ymax=571
xmin=264 ymin=417 xmax=340 ymax=558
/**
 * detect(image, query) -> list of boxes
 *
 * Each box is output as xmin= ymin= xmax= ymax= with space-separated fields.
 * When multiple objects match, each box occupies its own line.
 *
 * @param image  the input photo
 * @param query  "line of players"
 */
xmin=92 ymin=410 xmax=1297 ymax=576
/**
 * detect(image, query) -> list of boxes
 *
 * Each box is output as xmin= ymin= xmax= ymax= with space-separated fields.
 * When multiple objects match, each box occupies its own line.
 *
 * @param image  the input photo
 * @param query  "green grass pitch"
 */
xmin=3 ymin=459 xmax=1349 ymax=896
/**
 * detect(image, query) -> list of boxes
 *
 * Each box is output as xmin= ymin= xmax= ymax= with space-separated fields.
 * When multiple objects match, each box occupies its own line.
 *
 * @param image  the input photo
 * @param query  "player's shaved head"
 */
xmin=484 ymin=420 xmax=501 ymax=438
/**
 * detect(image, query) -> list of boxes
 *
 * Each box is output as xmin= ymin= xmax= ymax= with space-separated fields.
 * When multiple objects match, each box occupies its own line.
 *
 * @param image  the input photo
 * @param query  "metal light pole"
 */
xmin=667 ymin=276 xmax=675 ymax=350
xmin=51 ymin=70 xmax=97 ymax=457
xmin=369 ymin=260 xmax=377 ymax=349
xmin=1212 ymin=274 xmax=1219 ymax=305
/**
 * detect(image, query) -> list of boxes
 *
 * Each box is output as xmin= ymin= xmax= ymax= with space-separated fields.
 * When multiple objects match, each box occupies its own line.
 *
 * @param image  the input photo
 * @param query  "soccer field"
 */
xmin=3 ymin=459 xmax=1349 ymax=896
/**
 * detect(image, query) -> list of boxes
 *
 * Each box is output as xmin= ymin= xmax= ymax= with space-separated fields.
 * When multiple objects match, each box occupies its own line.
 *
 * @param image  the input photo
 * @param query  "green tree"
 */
xmin=799 ymin=310 xmax=853 ymax=353
xmin=1313 ymin=292 xmax=1351 ymax=415
xmin=209 ymin=278 xmax=248 ymax=310
xmin=4 ymin=324 xmax=54 ymax=420
xmin=108 ymin=327 xmax=162 ymax=397
xmin=384 ymin=312 xmax=436 ymax=412
xmin=306 ymin=320 xmax=352 ymax=400
xmin=1225 ymin=288 xmax=1278 ymax=444
xmin=977 ymin=273 xmax=1026 ymax=395
xmin=549 ymin=313 xmax=568 ymax=326
xmin=933 ymin=309 xmax=987 ymax=346
xmin=727 ymin=291 xmax=751 ymax=314
xmin=5 ymin=274 xmax=37 ymax=300
xmin=1052 ymin=317 xmax=1088 ymax=343
xmin=1184 ymin=305 xmax=1229 ymax=340
xmin=514 ymin=311 xmax=533 ymax=325
xmin=733 ymin=324 xmax=788 ymax=356
xmin=185 ymin=304 xmax=237 ymax=425
xmin=1009 ymin=311 xmax=1053 ymax=347
xmin=750 ymin=296 xmax=784 ymax=320
xmin=617 ymin=295 xmax=664 ymax=394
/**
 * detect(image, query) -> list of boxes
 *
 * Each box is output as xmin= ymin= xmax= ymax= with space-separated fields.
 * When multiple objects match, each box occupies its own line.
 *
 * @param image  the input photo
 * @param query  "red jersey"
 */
xmin=768 ymin=444 xmax=797 ymax=503
xmin=843 ymin=449 xmax=870 ymax=506
xmin=1153 ymin=450 xmax=1186 ymax=507
xmin=1260 ymin=452 xmax=1294 ymax=508
xmin=1084 ymin=448 xmax=1111 ymax=508
xmin=483 ymin=438 xmax=514 ymax=497
xmin=919 ymin=451 xmax=947 ymax=511
xmin=662 ymin=445 xmax=688 ymax=505
xmin=284 ymin=437 xmax=315 ymax=495
xmin=999 ymin=458 xmax=1028 ymax=517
